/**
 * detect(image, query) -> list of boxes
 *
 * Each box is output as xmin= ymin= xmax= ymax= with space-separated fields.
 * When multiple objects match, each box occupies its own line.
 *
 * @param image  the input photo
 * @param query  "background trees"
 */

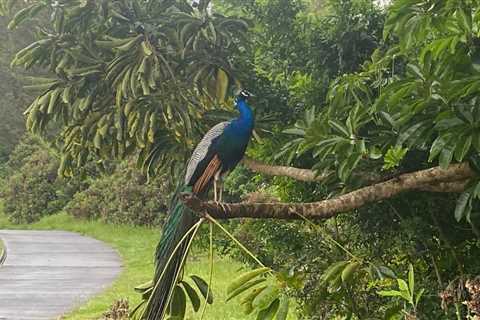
xmin=1 ymin=0 xmax=480 ymax=319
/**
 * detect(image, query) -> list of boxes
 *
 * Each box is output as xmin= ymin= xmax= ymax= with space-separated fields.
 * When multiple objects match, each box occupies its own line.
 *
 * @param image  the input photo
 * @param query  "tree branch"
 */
xmin=183 ymin=163 xmax=475 ymax=220
xmin=242 ymin=157 xmax=468 ymax=192
xmin=418 ymin=180 xmax=469 ymax=193
xmin=241 ymin=157 xmax=329 ymax=182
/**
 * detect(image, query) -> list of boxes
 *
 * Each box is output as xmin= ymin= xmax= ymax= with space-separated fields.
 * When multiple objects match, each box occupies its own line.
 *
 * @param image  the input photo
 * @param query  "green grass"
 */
xmin=0 ymin=208 xmax=260 ymax=320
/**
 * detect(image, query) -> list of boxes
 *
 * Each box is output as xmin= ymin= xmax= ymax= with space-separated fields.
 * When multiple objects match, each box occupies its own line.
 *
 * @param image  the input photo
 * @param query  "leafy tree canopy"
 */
xmin=3 ymin=0 xmax=248 ymax=177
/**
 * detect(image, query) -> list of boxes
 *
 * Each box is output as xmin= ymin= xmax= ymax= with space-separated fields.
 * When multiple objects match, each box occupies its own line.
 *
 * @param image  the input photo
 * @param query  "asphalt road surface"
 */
xmin=0 ymin=230 xmax=122 ymax=320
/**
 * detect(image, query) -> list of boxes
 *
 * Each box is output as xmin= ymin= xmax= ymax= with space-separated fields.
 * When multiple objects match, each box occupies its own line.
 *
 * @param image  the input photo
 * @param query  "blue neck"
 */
xmin=233 ymin=99 xmax=254 ymax=132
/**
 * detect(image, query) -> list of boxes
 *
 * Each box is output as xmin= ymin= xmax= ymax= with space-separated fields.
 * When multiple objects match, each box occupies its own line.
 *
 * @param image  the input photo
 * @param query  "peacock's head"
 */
xmin=235 ymin=89 xmax=254 ymax=104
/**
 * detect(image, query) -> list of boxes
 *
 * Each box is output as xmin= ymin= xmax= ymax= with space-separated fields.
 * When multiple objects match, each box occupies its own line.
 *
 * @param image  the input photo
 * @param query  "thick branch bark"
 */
xmin=418 ymin=180 xmax=469 ymax=193
xmin=183 ymin=163 xmax=475 ymax=220
xmin=242 ymin=157 xmax=329 ymax=182
xmin=242 ymin=157 xmax=468 ymax=192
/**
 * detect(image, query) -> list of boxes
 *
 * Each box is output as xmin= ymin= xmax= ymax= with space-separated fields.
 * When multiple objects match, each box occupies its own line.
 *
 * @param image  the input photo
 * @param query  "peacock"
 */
xmin=143 ymin=89 xmax=254 ymax=319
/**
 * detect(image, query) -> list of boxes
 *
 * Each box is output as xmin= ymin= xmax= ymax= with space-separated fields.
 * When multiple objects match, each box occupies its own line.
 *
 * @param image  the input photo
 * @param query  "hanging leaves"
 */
xmin=226 ymin=267 xmax=293 ymax=320
xmin=2 ymin=0 xmax=249 ymax=177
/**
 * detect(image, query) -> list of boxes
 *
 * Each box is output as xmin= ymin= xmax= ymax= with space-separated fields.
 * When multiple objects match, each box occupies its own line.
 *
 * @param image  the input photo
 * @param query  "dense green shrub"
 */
xmin=66 ymin=162 xmax=168 ymax=226
xmin=4 ymin=135 xmax=44 ymax=170
xmin=1 ymin=135 xmax=86 ymax=223
xmin=2 ymin=147 xmax=67 ymax=223
xmin=2 ymin=135 xmax=167 ymax=226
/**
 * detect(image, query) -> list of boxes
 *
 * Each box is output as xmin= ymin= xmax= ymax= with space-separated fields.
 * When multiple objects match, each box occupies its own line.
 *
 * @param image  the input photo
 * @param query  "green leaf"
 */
xmin=455 ymin=191 xmax=472 ymax=222
xmin=283 ymin=128 xmax=305 ymax=136
xmin=227 ymin=278 xmax=267 ymax=302
xmin=387 ymin=82 xmax=414 ymax=107
xmin=429 ymin=135 xmax=449 ymax=162
xmin=169 ymin=285 xmax=186 ymax=319
xmin=327 ymin=273 xmax=343 ymax=293
xmin=341 ymin=261 xmax=360 ymax=283
xmin=369 ymin=146 xmax=383 ymax=160
xmin=130 ymin=300 xmax=146 ymax=318
xmin=134 ymin=280 xmax=153 ymax=293
xmin=407 ymin=64 xmax=424 ymax=80
xmin=383 ymin=146 xmax=408 ymax=170
xmin=469 ymin=154 xmax=480 ymax=174
xmin=439 ymin=143 xmax=455 ymax=168
xmin=252 ymin=285 xmax=280 ymax=311
xmin=435 ymin=118 xmax=463 ymax=131
xmin=8 ymin=3 xmax=45 ymax=29
xmin=338 ymin=152 xmax=362 ymax=181
xmin=472 ymin=133 xmax=480 ymax=152
xmin=408 ymin=264 xmax=414 ymax=297
xmin=377 ymin=290 xmax=403 ymax=297
xmin=377 ymin=266 xmax=397 ymax=279
xmin=328 ymin=120 xmax=350 ymax=137
xmin=473 ymin=181 xmax=480 ymax=199
xmin=379 ymin=111 xmax=396 ymax=128
xmin=397 ymin=279 xmax=409 ymax=295
xmin=321 ymin=261 xmax=349 ymax=283
xmin=384 ymin=304 xmax=403 ymax=320
xmin=190 ymin=275 xmax=213 ymax=304
xmin=256 ymin=298 xmax=280 ymax=320
xmin=454 ymin=135 xmax=472 ymax=162
xmin=241 ymin=286 xmax=268 ymax=315
xmin=397 ymin=121 xmax=426 ymax=146
xmin=415 ymin=288 xmax=425 ymax=307
xmin=457 ymin=8 xmax=472 ymax=32
xmin=275 ymin=297 xmax=289 ymax=320
xmin=216 ymin=68 xmax=229 ymax=102
xmin=180 ymin=281 xmax=201 ymax=312
xmin=227 ymin=267 xmax=270 ymax=296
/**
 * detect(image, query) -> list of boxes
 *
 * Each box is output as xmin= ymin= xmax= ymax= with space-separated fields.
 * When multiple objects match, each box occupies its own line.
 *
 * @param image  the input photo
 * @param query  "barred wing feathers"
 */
xmin=184 ymin=121 xmax=230 ymax=188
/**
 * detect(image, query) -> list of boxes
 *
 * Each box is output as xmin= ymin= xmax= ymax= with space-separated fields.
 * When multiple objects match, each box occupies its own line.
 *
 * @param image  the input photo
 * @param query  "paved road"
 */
xmin=0 ymin=230 xmax=122 ymax=320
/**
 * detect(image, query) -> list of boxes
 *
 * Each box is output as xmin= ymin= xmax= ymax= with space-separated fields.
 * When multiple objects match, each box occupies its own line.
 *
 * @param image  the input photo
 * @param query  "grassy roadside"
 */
xmin=0 ymin=206 xmax=257 ymax=320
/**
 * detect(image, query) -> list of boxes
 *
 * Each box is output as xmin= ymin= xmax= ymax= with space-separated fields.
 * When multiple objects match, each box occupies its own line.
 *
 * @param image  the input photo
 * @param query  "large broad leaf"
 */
xmin=169 ymin=285 xmax=187 ymax=319
xmin=338 ymin=152 xmax=362 ymax=182
xmin=429 ymin=135 xmax=450 ymax=162
xmin=396 ymin=121 xmax=427 ymax=146
xmin=454 ymin=135 xmax=472 ymax=162
xmin=328 ymin=120 xmax=350 ymax=137
xmin=455 ymin=190 xmax=472 ymax=222
xmin=408 ymin=264 xmax=414 ymax=298
xmin=227 ymin=267 xmax=270 ymax=296
xmin=215 ymin=68 xmax=229 ymax=102
xmin=252 ymin=285 xmax=280 ymax=311
xmin=191 ymin=275 xmax=213 ymax=304
xmin=438 ymin=143 xmax=455 ymax=169
xmin=415 ymin=288 xmax=425 ymax=307
xmin=227 ymin=278 xmax=267 ymax=302
xmin=341 ymin=261 xmax=361 ymax=283
xmin=256 ymin=298 xmax=280 ymax=320
xmin=275 ymin=297 xmax=289 ymax=320
xmin=397 ymin=279 xmax=409 ymax=294
xmin=321 ymin=261 xmax=349 ymax=284
xmin=180 ymin=281 xmax=201 ymax=312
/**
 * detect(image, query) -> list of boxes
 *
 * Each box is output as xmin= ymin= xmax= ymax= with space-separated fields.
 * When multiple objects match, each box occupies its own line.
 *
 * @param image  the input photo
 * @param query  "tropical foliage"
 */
xmin=1 ymin=136 xmax=73 ymax=223
xmin=4 ymin=0 xmax=248 ymax=178
xmin=66 ymin=160 xmax=169 ymax=226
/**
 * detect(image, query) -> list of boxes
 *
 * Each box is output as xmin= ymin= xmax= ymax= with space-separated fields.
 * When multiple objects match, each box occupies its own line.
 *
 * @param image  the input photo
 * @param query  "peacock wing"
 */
xmin=184 ymin=121 xmax=230 ymax=190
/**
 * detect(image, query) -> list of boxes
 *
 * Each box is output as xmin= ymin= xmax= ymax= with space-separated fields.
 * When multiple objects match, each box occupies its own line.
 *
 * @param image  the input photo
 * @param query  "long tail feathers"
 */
xmin=143 ymin=185 xmax=198 ymax=320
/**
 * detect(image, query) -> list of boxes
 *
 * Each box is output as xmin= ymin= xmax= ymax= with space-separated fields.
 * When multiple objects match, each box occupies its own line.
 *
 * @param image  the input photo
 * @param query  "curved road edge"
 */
xmin=0 ymin=236 xmax=6 ymax=266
